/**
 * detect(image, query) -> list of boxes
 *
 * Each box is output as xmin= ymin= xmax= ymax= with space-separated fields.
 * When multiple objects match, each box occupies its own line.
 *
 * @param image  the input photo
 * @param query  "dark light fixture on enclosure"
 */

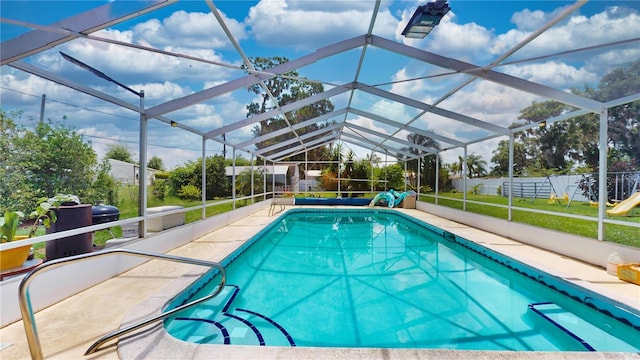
xmin=401 ymin=0 xmax=451 ymax=39
xmin=60 ymin=52 xmax=142 ymax=98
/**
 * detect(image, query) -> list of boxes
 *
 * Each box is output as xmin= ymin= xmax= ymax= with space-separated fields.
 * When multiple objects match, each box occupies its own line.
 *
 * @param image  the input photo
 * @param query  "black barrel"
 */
xmin=46 ymin=204 xmax=93 ymax=260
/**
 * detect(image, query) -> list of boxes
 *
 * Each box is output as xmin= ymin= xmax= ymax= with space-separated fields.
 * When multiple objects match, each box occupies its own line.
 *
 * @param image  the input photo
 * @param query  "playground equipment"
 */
xmin=369 ymin=190 xmax=415 ymax=208
xmin=606 ymin=192 xmax=640 ymax=216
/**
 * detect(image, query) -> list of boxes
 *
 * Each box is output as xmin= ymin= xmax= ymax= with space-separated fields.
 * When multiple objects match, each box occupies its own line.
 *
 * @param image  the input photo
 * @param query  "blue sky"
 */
xmin=1 ymin=1 xmax=639 ymax=169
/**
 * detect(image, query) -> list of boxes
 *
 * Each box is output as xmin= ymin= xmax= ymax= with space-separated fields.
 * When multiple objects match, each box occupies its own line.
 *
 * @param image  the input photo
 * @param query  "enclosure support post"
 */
xmin=435 ymin=153 xmax=439 ymax=205
xmin=463 ymin=146 xmax=468 ymax=212
xmin=404 ymin=160 xmax=407 ymax=192
xmin=201 ymin=137 xmax=206 ymax=219
xmin=138 ymin=91 xmax=147 ymax=238
xmin=370 ymin=151 xmax=375 ymax=195
xmin=597 ymin=107 xmax=608 ymax=241
xmin=508 ymin=132 xmax=514 ymax=221
xmin=272 ymin=161 xmax=276 ymax=196
xmin=305 ymin=152 xmax=308 ymax=193
xmin=250 ymin=153 xmax=255 ymax=204
xmin=263 ymin=157 xmax=267 ymax=201
xmin=384 ymin=150 xmax=388 ymax=191
xmin=232 ymin=148 xmax=236 ymax=210
xmin=417 ymin=156 xmax=422 ymax=199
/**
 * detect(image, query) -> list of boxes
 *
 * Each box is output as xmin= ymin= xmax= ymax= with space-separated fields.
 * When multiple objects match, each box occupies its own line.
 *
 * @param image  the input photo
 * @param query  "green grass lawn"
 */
xmin=421 ymin=192 xmax=640 ymax=248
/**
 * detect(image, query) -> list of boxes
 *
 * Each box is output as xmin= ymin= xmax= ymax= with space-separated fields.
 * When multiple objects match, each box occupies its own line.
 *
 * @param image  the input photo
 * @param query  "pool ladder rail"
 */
xmin=269 ymin=195 xmax=288 ymax=216
xmin=17 ymin=248 xmax=226 ymax=360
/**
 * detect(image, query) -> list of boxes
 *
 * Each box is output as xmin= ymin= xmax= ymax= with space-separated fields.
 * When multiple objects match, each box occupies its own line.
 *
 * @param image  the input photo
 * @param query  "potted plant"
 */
xmin=0 ymin=200 xmax=58 ymax=271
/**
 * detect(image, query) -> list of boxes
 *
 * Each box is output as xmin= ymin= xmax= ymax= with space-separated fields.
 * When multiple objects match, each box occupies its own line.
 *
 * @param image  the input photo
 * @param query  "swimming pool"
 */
xmin=164 ymin=209 xmax=640 ymax=351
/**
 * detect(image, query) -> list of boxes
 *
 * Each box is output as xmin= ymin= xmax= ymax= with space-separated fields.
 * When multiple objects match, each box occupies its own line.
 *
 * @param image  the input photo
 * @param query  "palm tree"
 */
xmin=365 ymin=153 xmax=381 ymax=166
xmin=403 ymin=134 xmax=441 ymax=190
xmin=466 ymin=153 xmax=488 ymax=178
xmin=235 ymin=168 xmax=265 ymax=196
xmin=328 ymin=142 xmax=344 ymax=173
xmin=343 ymin=150 xmax=355 ymax=178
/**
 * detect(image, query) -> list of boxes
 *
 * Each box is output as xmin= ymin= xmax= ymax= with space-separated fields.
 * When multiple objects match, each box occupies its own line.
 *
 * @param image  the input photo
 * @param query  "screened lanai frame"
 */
xmin=1 ymin=0 xmax=639 ymax=242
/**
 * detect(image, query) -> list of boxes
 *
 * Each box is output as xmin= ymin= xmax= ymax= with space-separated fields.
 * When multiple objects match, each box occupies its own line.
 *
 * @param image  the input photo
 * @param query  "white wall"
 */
xmin=108 ymin=158 xmax=156 ymax=186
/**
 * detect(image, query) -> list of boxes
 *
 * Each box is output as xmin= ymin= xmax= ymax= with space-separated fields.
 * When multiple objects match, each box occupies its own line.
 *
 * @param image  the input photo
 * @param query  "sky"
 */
xmin=1 ymin=0 xmax=639 ymax=170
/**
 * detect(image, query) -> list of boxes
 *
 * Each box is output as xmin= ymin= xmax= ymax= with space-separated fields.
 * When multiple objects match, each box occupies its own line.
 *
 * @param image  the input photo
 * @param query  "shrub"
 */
xmin=151 ymin=179 xmax=167 ymax=201
xmin=177 ymin=184 xmax=201 ymax=200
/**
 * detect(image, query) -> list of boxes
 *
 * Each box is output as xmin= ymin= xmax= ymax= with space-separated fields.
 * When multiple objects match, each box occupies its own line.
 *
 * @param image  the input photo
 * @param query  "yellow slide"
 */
xmin=606 ymin=192 xmax=640 ymax=216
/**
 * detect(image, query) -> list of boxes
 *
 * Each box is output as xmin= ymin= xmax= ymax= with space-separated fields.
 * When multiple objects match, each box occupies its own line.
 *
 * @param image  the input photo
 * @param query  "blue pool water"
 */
xmin=164 ymin=209 xmax=640 ymax=351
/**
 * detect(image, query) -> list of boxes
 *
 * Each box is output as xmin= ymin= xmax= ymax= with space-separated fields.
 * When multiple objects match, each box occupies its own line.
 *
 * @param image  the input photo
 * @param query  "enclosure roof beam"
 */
xmin=255 ymin=122 xmax=343 ymax=156
xmin=340 ymin=132 xmax=418 ymax=160
xmin=344 ymin=122 xmax=437 ymax=155
xmin=9 ymin=61 xmax=204 ymax=136
xmin=357 ymin=83 xmax=508 ymax=135
xmin=145 ymin=36 xmax=366 ymax=119
xmin=369 ymin=35 xmax=603 ymax=112
xmin=604 ymin=93 xmax=640 ymax=108
xmin=1 ymin=0 xmax=176 ymax=65
xmin=235 ymin=108 xmax=348 ymax=149
xmin=205 ymin=83 xmax=354 ymax=139
xmin=266 ymin=133 xmax=339 ymax=161
xmin=349 ymin=107 xmax=464 ymax=147
xmin=272 ymin=142 xmax=331 ymax=163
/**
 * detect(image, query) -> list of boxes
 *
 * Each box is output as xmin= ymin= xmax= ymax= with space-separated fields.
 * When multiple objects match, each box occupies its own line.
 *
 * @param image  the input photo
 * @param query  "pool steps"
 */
xmin=527 ymin=302 xmax=639 ymax=352
xmin=171 ymin=285 xmax=295 ymax=346
xmin=527 ymin=302 xmax=595 ymax=351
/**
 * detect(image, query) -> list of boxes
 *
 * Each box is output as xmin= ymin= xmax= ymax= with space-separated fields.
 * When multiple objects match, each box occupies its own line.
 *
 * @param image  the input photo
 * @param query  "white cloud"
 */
xmin=133 ymin=10 xmax=247 ymax=49
xmin=494 ymin=5 xmax=640 ymax=65
xmin=502 ymin=61 xmax=599 ymax=90
xmin=246 ymin=0 xmax=397 ymax=51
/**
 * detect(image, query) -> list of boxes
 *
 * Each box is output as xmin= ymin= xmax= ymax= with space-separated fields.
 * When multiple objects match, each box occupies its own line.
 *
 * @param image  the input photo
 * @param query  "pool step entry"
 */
xmin=172 ymin=285 xmax=295 ymax=346
xmin=527 ymin=302 xmax=638 ymax=352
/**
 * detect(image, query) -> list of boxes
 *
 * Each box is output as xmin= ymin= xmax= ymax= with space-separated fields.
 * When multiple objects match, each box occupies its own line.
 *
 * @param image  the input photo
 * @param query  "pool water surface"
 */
xmin=164 ymin=209 xmax=639 ymax=351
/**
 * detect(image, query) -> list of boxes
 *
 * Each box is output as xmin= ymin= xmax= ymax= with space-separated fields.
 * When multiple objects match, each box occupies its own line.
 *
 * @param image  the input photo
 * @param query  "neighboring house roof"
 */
xmin=305 ymin=170 xmax=322 ymax=178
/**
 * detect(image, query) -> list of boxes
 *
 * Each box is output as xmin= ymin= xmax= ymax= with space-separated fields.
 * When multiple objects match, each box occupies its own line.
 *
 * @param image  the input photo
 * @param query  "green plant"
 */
xmin=0 ymin=198 xmax=59 ymax=242
xmin=0 ymin=211 xmax=24 ymax=242
xmin=470 ymin=183 xmax=483 ymax=195
xmin=151 ymin=179 xmax=167 ymax=201
xmin=178 ymin=184 xmax=201 ymax=200
xmin=27 ymin=200 xmax=58 ymax=238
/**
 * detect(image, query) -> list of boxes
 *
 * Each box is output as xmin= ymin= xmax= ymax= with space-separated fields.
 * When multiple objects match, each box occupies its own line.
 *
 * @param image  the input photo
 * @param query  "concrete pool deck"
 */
xmin=0 ymin=206 xmax=639 ymax=359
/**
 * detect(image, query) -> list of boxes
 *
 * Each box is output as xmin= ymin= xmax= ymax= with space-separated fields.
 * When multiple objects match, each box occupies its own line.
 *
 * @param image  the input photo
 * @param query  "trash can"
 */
xmin=46 ymin=204 xmax=93 ymax=261
xmin=91 ymin=204 xmax=120 ymax=225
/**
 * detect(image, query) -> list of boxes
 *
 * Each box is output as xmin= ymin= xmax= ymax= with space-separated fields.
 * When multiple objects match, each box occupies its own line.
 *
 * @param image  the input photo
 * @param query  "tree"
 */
xmin=375 ymin=164 xmax=405 ymax=191
xmin=517 ymin=101 xmax=575 ymax=170
xmin=14 ymin=120 xmax=97 ymax=201
xmin=245 ymin=57 xmax=334 ymax=163
xmin=105 ymin=144 xmax=134 ymax=163
xmin=0 ymin=110 xmax=38 ymax=213
xmin=235 ymin=168 xmax=265 ymax=196
xmin=400 ymin=134 xmax=442 ymax=191
xmin=594 ymin=60 xmax=640 ymax=166
xmin=168 ymin=155 xmax=229 ymax=200
xmin=490 ymin=140 xmax=527 ymax=176
xmin=494 ymin=61 xmax=639 ymax=176
xmin=0 ymin=111 xmax=109 ymax=213
xmin=465 ymin=153 xmax=488 ymax=178
xmin=148 ymin=156 xmax=165 ymax=171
